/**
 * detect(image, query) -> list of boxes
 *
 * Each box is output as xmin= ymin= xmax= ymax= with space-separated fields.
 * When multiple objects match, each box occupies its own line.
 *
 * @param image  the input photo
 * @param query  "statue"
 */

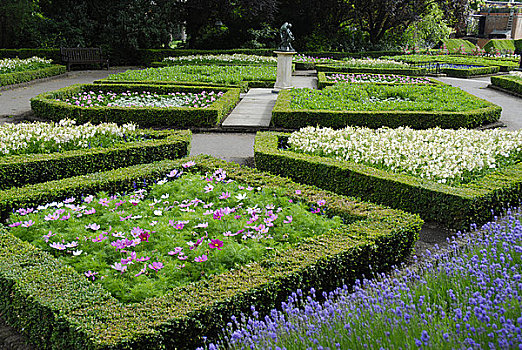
xmin=278 ymin=22 xmax=295 ymax=52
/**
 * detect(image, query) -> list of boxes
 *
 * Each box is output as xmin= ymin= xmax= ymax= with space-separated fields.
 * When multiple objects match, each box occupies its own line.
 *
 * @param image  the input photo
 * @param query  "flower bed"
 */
xmin=490 ymin=72 xmax=522 ymax=96
xmin=157 ymin=54 xmax=277 ymax=67
xmin=317 ymin=72 xmax=436 ymax=89
xmin=0 ymin=120 xmax=190 ymax=191
xmin=30 ymin=83 xmax=240 ymax=128
xmin=0 ymin=156 xmax=422 ymax=349
xmin=204 ymin=209 xmax=522 ymax=349
xmin=254 ymin=132 xmax=522 ymax=229
xmin=293 ymin=54 xmax=336 ymax=70
xmin=0 ymin=56 xmax=65 ymax=87
xmin=271 ymin=84 xmax=501 ymax=130
xmin=99 ymin=65 xmax=277 ymax=91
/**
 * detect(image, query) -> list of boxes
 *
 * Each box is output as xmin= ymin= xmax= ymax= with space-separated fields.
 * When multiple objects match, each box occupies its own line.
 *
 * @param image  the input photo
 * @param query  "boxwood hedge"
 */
xmin=30 ymin=83 xmax=240 ymax=128
xmin=490 ymin=75 xmax=522 ymax=96
xmin=270 ymin=88 xmax=501 ymax=130
xmin=0 ymin=129 xmax=191 ymax=191
xmin=0 ymin=155 xmax=422 ymax=349
xmin=254 ymin=132 xmax=522 ymax=230
xmin=0 ymin=65 xmax=66 ymax=87
xmin=439 ymin=65 xmax=499 ymax=78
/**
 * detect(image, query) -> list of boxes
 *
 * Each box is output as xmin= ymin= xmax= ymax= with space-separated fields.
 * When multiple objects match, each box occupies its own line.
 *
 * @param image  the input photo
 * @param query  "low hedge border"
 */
xmin=0 ymin=155 xmax=422 ymax=349
xmin=0 ymin=65 xmax=66 ymax=87
xmin=490 ymin=75 xmax=522 ymax=96
xmin=316 ymin=72 xmax=443 ymax=89
xmin=254 ymin=132 xmax=522 ymax=230
xmin=441 ymin=65 xmax=500 ymax=78
xmin=0 ymin=129 xmax=191 ymax=191
xmin=150 ymin=61 xmax=277 ymax=68
xmin=315 ymin=64 xmax=427 ymax=76
xmin=30 ymin=83 xmax=240 ymax=128
xmin=94 ymin=78 xmax=249 ymax=91
xmin=270 ymin=88 xmax=502 ymax=130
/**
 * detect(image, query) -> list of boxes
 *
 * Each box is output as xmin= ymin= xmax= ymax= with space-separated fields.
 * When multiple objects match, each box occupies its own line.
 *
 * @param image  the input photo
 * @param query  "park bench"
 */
xmin=60 ymin=47 xmax=109 ymax=71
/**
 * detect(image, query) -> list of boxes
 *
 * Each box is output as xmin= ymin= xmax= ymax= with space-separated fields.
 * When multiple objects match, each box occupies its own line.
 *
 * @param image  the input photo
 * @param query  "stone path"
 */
xmin=434 ymin=76 xmax=522 ymax=130
xmin=0 ymin=68 xmax=134 ymax=123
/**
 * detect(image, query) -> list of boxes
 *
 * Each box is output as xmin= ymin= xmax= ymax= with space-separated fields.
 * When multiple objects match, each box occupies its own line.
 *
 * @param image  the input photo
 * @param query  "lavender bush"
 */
xmin=201 ymin=209 xmax=522 ymax=349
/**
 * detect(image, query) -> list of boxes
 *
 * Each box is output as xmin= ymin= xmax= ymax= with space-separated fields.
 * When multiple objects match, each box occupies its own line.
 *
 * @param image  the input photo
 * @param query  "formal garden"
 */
xmin=1 ymin=0 xmax=522 ymax=349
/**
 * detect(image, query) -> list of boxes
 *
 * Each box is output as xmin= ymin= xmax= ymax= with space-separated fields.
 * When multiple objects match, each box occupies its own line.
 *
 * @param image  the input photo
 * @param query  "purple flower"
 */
xmin=148 ymin=261 xmax=164 ymax=271
xmin=50 ymin=242 xmax=66 ymax=250
xmin=283 ymin=215 xmax=293 ymax=224
xmin=110 ymin=262 xmax=127 ymax=274
xmin=21 ymin=220 xmax=35 ymax=227
xmin=84 ymin=271 xmax=98 ymax=280
xmin=85 ymin=223 xmax=100 ymax=231
xmin=182 ymin=161 xmax=196 ymax=168
xmin=209 ymin=238 xmax=224 ymax=250
xmin=194 ymin=255 xmax=208 ymax=262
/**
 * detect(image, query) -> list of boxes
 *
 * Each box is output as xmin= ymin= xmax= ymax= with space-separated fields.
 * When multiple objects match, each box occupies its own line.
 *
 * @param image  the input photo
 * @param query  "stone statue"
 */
xmin=279 ymin=22 xmax=295 ymax=52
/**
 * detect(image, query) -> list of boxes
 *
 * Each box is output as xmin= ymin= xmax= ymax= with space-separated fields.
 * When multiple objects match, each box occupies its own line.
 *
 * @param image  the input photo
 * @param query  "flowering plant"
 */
xmin=338 ymin=58 xmax=410 ymax=68
xmin=163 ymin=54 xmax=276 ymax=65
xmin=0 ymin=56 xmax=53 ymax=74
xmin=293 ymin=54 xmax=335 ymax=63
xmin=8 ymin=163 xmax=341 ymax=302
xmin=288 ymin=126 xmax=522 ymax=184
xmin=325 ymin=73 xmax=432 ymax=85
xmin=0 ymin=119 xmax=137 ymax=156
xmin=56 ymin=90 xmax=224 ymax=109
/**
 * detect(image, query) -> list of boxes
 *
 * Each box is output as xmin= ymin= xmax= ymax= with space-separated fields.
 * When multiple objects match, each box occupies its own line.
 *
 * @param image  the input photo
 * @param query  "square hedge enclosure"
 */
xmin=30 ymin=83 xmax=240 ymax=128
xmin=0 ymin=156 xmax=422 ymax=349
xmin=254 ymin=132 xmax=522 ymax=230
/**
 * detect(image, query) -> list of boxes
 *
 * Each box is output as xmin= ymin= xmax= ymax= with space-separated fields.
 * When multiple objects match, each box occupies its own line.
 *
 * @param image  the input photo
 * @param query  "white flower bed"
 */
xmin=339 ymin=58 xmax=410 ymax=68
xmin=0 ymin=56 xmax=53 ymax=74
xmin=288 ymin=126 xmax=522 ymax=184
xmin=511 ymin=71 xmax=522 ymax=79
xmin=162 ymin=54 xmax=276 ymax=64
xmin=0 ymin=119 xmax=136 ymax=156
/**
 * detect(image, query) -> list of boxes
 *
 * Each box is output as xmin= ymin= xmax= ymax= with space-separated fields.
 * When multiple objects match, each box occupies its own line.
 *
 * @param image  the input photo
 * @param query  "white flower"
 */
xmin=235 ymin=193 xmax=247 ymax=201
xmin=153 ymin=210 xmax=163 ymax=216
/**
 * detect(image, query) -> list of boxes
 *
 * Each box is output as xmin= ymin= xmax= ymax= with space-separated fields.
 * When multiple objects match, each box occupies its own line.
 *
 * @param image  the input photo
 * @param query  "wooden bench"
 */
xmin=60 ymin=48 xmax=109 ymax=71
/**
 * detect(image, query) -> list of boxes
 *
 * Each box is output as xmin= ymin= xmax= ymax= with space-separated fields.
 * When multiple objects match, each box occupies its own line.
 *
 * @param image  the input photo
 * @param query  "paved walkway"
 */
xmin=434 ymin=76 xmax=522 ymax=130
xmin=0 ymin=68 xmax=133 ymax=122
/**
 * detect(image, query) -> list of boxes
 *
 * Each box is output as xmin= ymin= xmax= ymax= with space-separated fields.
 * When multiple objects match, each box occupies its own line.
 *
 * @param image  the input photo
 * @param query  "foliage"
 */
xmin=162 ymin=54 xmax=276 ymax=66
xmin=383 ymin=54 xmax=518 ymax=72
xmin=202 ymin=208 xmax=522 ymax=349
xmin=0 ymin=64 xmax=65 ymax=87
xmin=402 ymin=2 xmax=451 ymax=49
xmin=491 ymin=73 xmax=522 ymax=96
xmin=483 ymin=39 xmax=516 ymax=55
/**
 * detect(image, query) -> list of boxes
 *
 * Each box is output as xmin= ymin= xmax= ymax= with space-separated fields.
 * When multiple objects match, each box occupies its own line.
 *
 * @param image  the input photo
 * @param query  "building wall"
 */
xmin=480 ymin=12 xmax=522 ymax=39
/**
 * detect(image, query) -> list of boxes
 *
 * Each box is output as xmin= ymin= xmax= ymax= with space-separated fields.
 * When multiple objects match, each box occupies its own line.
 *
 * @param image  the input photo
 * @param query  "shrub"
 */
xmin=0 ymin=65 xmax=65 ymax=87
xmin=483 ymin=39 xmax=516 ymax=54
xmin=491 ymin=74 xmax=522 ymax=96
xmin=0 ymin=155 xmax=422 ymax=349
xmin=30 ymin=83 xmax=240 ymax=128
xmin=254 ymin=132 xmax=522 ymax=229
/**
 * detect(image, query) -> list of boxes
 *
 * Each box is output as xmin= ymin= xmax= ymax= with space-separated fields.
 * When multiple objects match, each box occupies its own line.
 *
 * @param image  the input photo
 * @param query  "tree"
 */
xmin=347 ymin=0 xmax=430 ymax=45
xmin=434 ymin=0 xmax=485 ymax=36
xmin=0 ymin=0 xmax=39 ymax=48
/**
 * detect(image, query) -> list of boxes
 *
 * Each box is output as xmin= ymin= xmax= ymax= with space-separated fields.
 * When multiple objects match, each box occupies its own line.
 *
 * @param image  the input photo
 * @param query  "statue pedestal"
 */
xmin=272 ymin=51 xmax=295 ymax=93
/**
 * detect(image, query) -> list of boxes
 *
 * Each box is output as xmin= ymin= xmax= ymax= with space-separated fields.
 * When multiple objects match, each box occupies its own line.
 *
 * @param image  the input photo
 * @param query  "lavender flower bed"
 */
xmin=203 ymin=209 xmax=522 ymax=349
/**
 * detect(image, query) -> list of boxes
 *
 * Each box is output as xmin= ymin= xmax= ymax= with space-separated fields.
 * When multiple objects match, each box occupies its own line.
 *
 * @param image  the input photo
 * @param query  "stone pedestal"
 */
xmin=272 ymin=51 xmax=295 ymax=93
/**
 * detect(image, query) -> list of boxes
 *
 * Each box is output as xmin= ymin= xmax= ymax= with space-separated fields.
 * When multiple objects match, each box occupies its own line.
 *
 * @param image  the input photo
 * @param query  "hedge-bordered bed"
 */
xmin=254 ymin=132 xmax=522 ymax=230
xmin=0 ymin=129 xmax=191 ymax=191
xmin=438 ymin=64 xmax=499 ymax=78
xmin=271 ymin=85 xmax=501 ymax=130
xmin=317 ymin=72 xmax=442 ymax=89
xmin=0 ymin=64 xmax=66 ymax=88
xmin=0 ymin=155 xmax=422 ymax=349
xmin=490 ymin=74 xmax=522 ymax=97
xmin=30 ymin=83 xmax=240 ymax=128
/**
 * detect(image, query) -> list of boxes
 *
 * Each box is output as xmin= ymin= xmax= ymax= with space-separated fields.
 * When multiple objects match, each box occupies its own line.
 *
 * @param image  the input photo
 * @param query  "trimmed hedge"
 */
xmin=0 ymin=155 xmax=422 ymax=349
xmin=441 ymin=65 xmax=500 ymax=78
xmin=254 ymin=132 xmax=522 ymax=230
xmin=0 ymin=65 xmax=66 ymax=87
xmin=0 ymin=49 xmax=61 ymax=62
xmin=94 ymin=78 xmax=250 ymax=91
xmin=484 ymin=39 xmax=516 ymax=54
xmin=491 ymin=75 xmax=522 ymax=96
xmin=316 ymin=64 xmax=427 ymax=76
xmin=383 ymin=54 xmax=518 ymax=72
xmin=151 ymin=61 xmax=277 ymax=68
xmin=270 ymin=88 xmax=502 ymax=130
xmin=316 ymin=72 xmax=443 ymax=89
xmin=30 ymin=83 xmax=240 ymax=128
xmin=0 ymin=129 xmax=191 ymax=191
xmin=441 ymin=39 xmax=477 ymax=53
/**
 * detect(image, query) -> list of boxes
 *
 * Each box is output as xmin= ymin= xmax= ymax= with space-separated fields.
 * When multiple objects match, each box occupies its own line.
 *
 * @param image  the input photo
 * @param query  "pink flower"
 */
xmin=194 ymin=255 xmax=208 ymax=262
xmin=182 ymin=161 xmax=196 ymax=168
xmin=84 ymin=271 xmax=98 ymax=280
xmin=21 ymin=220 xmax=35 ymax=227
xmin=284 ymin=215 xmax=293 ymax=224
xmin=8 ymin=221 xmax=21 ymax=227
xmin=135 ymin=265 xmax=147 ymax=277
xmin=50 ymin=242 xmax=66 ymax=250
xmin=295 ymin=190 xmax=302 ymax=195
xmin=110 ymin=262 xmax=127 ymax=274
xmin=219 ymin=192 xmax=230 ymax=199
xmin=85 ymin=223 xmax=100 ymax=231
xmin=209 ymin=238 xmax=224 ymax=250
xmin=98 ymin=198 xmax=110 ymax=206
xmin=317 ymin=199 xmax=326 ymax=207
xmin=148 ymin=262 xmax=164 ymax=271
xmin=136 ymin=256 xmax=150 ymax=262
